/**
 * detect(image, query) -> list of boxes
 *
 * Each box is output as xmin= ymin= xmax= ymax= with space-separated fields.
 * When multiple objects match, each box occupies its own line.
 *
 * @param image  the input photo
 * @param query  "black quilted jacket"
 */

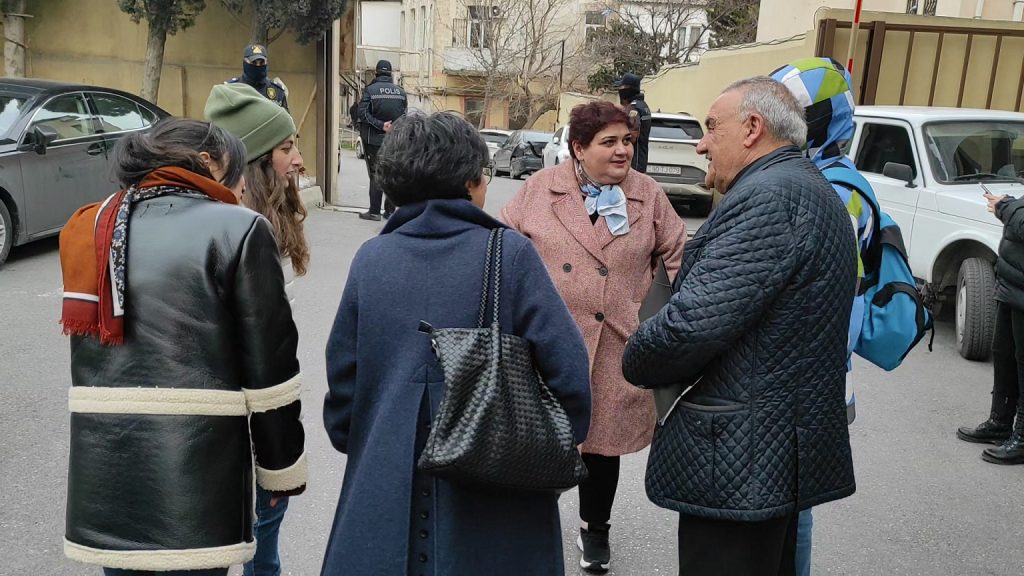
xmin=623 ymin=147 xmax=857 ymax=521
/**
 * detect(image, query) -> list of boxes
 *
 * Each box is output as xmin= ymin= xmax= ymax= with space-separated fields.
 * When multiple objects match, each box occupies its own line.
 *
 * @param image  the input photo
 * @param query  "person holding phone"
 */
xmin=956 ymin=188 xmax=1024 ymax=464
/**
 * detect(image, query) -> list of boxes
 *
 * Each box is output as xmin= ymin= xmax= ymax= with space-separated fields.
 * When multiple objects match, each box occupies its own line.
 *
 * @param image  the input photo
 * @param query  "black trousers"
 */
xmin=578 ymin=453 xmax=620 ymax=525
xmin=363 ymin=143 xmax=394 ymax=216
xmin=990 ymin=301 xmax=1023 ymax=421
xmin=678 ymin=511 xmax=798 ymax=576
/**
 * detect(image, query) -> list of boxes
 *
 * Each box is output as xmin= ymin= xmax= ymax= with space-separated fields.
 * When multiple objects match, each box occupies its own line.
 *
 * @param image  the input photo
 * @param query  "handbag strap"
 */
xmin=476 ymin=228 xmax=504 ymax=328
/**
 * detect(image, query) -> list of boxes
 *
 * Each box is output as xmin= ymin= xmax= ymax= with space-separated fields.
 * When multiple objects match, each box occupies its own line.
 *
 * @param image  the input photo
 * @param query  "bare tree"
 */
xmin=587 ymin=0 xmax=759 ymax=90
xmin=220 ymin=0 xmax=348 ymax=46
xmin=447 ymin=0 xmax=587 ymax=129
xmin=118 ymin=0 xmax=207 ymax=103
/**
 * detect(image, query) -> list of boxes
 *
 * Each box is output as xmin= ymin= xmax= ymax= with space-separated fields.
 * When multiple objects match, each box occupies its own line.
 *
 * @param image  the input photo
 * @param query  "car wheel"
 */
xmin=0 ymin=200 xmax=13 ymax=265
xmin=695 ymin=198 xmax=713 ymax=217
xmin=510 ymin=162 xmax=521 ymax=180
xmin=956 ymin=257 xmax=996 ymax=361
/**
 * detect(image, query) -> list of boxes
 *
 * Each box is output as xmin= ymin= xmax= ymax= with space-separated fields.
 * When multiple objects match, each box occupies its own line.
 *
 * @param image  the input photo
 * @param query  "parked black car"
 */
xmin=493 ymin=130 xmax=552 ymax=180
xmin=0 ymin=78 xmax=170 ymax=264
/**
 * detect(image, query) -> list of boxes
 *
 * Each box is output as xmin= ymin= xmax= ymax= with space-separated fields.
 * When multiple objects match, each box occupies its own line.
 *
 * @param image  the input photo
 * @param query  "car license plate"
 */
xmin=648 ymin=165 xmax=682 ymax=175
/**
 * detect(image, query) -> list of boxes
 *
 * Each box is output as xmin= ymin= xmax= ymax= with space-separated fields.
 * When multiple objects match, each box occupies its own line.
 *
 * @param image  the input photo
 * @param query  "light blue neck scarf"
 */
xmin=576 ymin=161 xmax=629 ymax=236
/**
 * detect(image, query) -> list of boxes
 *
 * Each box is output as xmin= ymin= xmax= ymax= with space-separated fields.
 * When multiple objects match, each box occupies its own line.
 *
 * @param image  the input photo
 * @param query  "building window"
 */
xmin=467 ymin=5 xmax=498 ymax=49
xmin=465 ymin=97 xmax=485 ymax=128
xmin=675 ymin=25 xmax=705 ymax=61
xmin=905 ymin=0 xmax=918 ymax=14
xmin=923 ymin=0 xmax=937 ymax=15
xmin=585 ymin=10 xmax=607 ymax=45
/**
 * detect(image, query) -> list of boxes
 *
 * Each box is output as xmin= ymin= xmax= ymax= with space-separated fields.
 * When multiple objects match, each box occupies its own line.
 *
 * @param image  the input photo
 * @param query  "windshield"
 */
xmin=0 ymin=95 xmax=26 ymax=138
xmin=651 ymin=118 xmax=704 ymax=140
xmin=923 ymin=121 xmax=1024 ymax=184
xmin=480 ymin=132 xmax=508 ymax=145
xmin=523 ymin=131 xmax=552 ymax=144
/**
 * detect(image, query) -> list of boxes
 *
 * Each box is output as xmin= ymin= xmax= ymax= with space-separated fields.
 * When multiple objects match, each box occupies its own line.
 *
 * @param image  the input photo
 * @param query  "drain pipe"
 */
xmin=1014 ymin=0 xmax=1024 ymax=22
xmin=974 ymin=0 xmax=985 ymax=18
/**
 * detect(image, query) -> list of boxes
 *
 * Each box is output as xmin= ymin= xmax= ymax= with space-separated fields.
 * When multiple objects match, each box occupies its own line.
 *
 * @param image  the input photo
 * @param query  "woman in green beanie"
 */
xmin=205 ymin=82 xmax=309 ymax=576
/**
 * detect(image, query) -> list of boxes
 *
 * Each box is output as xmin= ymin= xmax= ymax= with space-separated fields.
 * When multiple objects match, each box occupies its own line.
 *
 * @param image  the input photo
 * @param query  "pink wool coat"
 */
xmin=501 ymin=161 xmax=686 ymax=456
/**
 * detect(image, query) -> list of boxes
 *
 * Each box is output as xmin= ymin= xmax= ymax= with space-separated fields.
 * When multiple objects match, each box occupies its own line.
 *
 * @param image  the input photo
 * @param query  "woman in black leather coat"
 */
xmin=60 ymin=119 xmax=307 ymax=575
xmin=956 ymin=190 xmax=1024 ymax=465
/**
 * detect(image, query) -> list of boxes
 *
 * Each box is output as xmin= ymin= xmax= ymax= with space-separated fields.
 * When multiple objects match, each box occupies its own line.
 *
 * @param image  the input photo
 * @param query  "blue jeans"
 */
xmin=795 ymin=508 xmax=813 ymax=576
xmin=243 ymin=486 xmax=290 ymax=576
xmin=102 ymin=565 xmax=226 ymax=569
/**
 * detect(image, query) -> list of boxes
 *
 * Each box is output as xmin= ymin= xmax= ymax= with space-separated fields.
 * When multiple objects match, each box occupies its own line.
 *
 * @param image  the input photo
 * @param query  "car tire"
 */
xmin=956 ymin=257 xmax=996 ymax=361
xmin=696 ymin=198 xmax=713 ymax=217
xmin=0 ymin=200 xmax=13 ymax=266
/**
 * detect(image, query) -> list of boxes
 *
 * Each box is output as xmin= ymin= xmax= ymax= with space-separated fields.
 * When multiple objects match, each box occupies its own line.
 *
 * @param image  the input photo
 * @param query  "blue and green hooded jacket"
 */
xmin=772 ymin=58 xmax=874 ymax=392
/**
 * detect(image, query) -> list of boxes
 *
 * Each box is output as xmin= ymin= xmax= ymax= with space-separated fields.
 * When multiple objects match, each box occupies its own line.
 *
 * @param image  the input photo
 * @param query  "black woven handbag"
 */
xmin=416 ymin=228 xmax=587 ymax=493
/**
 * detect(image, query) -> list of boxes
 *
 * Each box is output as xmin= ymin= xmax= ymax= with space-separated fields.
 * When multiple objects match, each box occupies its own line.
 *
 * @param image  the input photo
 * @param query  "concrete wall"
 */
xmin=642 ymin=34 xmax=817 ymax=125
xmin=757 ymin=0 xmax=910 ymax=42
xmin=19 ymin=0 xmax=320 ymax=168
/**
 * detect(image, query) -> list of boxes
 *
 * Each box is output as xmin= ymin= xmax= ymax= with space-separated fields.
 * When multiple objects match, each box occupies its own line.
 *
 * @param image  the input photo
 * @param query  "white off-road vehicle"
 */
xmin=848 ymin=106 xmax=1024 ymax=360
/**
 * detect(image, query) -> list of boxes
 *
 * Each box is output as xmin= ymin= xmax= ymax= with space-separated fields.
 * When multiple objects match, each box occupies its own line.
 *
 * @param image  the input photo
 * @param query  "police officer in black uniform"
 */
xmin=228 ymin=44 xmax=289 ymax=110
xmin=358 ymin=59 xmax=407 ymax=221
xmin=615 ymin=72 xmax=651 ymax=173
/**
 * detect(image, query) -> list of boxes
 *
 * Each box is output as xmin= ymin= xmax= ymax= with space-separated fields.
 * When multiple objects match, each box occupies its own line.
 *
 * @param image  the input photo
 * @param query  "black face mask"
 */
xmin=244 ymin=62 xmax=268 ymax=83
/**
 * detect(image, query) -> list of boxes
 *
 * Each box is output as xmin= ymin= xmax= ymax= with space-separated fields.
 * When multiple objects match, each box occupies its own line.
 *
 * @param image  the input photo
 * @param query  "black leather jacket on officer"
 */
xmin=616 ymin=73 xmax=652 ymax=173
xmin=228 ymin=43 xmax=289 ymax=110
xmin=359 ymin=60 xmax=408 ymax=148
xmin=64 ymin=195 xmax=306 ymax=570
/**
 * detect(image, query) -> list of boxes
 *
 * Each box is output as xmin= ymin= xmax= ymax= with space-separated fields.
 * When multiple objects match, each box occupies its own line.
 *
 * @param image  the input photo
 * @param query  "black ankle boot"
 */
xmin=982 ymin=402 xmax=1024 ymax=465
xmin=957 ymin=414 xmax=1012 ymax=445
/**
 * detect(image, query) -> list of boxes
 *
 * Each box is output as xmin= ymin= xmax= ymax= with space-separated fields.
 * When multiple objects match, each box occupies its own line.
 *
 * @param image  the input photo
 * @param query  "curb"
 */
xmin=299 ymin=186 xmax=324 ymax=209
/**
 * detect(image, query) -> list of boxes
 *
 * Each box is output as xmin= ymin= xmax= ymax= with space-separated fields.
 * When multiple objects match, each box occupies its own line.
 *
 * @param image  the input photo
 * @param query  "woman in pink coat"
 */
xmin=501 ymin=100 xmax=686 ymax=573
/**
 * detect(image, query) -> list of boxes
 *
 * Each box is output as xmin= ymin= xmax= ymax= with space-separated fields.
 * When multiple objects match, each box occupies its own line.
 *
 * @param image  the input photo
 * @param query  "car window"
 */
xmin=855 ymin=123 xmax=917 ymax=179
xmin=480 ymin=132 xmax=508 ymax=146
xmin=92 ymin=93 xmax=147 ymax=132
xmin=651 ymin=118 xmax=704 ymax=140
xmin=923 ymin=121 xmax=1024 ymax=184
xmin=523 ymin=131 xmax=552 ymax=143
xmin=552 ymin=127 xmax=565 ymax=141
xmin=0 ymin=95 xmax=26 ymax=137
xmin=30 ymin=93 xmax=98 ymax=141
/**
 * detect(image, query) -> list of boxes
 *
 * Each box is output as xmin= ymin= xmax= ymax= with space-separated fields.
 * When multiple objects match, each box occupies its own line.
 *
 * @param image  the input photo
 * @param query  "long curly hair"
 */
xmin=242 ymin=154 xmax=310 ymax=276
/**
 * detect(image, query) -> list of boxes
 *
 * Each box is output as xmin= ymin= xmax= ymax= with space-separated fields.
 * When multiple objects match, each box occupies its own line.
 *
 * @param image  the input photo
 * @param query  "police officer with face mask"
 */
xmin=615 ymin=72 xmax=651 ymax=173
xmin=228 ymin=44 xmax=289 ymax=111
xmin=358 ymin=59 xmax=407 ymax=221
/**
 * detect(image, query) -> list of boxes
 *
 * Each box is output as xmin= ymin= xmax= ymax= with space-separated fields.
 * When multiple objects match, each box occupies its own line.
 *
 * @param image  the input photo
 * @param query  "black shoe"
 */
xmin=358 ymin=212 xmax=382 ymax=221
xmin=982 ymin=433 xmax=1024 ymax=465
xmin=957 ymin=418 xmax=1012 ymax=445
xmin=577 ymin=525 xmax=610 ymax=573
xmin=383 ymin=211 xmax=394 ymax=220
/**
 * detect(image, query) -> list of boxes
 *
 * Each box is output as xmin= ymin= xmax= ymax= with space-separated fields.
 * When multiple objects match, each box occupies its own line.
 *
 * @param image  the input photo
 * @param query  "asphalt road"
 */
xmin=1 ymin=151 xmax=1021 ymax=575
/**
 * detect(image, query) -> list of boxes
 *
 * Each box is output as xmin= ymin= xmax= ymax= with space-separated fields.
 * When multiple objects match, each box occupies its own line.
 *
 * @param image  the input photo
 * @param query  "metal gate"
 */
xmin=816 ymin=17 xmax=1024 ymax=111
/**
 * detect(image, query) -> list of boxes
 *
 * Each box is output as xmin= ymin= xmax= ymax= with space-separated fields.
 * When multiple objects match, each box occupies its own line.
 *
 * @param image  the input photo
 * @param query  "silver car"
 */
xmin=0 ymin=79 xmax=169 ymax=264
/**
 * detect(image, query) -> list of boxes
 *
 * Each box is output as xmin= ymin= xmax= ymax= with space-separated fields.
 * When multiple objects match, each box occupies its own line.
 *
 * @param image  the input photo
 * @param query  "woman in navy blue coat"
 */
xmin=321 ymin=112 xmax=593 ymax=576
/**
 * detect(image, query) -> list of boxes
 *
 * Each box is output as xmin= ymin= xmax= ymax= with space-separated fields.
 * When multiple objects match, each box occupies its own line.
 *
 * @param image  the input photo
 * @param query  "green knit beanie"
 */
xmin=204 ymin=83 xmax=296 ymax=163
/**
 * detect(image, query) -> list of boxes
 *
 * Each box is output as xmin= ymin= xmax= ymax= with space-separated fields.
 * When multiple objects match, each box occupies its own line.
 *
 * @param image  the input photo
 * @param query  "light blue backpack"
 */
xmin=824 ymin=166 xmax=933 ymax=371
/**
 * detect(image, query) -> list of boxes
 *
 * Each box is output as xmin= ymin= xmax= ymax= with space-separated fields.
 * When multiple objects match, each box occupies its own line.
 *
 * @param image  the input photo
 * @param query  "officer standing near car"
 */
xmin=358 ymin=59 xmax=407 ymax=221
xmin=616 ymin=72 xmax=651 ymax=173
xmin=228 ymin=44 xmax=289 ymax=111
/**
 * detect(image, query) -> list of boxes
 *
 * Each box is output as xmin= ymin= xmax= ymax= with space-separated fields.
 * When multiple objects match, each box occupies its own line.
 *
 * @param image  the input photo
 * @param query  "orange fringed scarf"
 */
xmin=59 ymin=166 xmax=238 ymax=345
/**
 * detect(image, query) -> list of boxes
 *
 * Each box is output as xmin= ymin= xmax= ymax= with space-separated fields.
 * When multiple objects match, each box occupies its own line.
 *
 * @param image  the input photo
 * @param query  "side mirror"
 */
xmin=27 ymin=125 xmax=59 ymax=155
xmin=552 ymin=136 xmax=560 ymax=145
xmin=883 ymin=162 xmax=915 ymax=188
